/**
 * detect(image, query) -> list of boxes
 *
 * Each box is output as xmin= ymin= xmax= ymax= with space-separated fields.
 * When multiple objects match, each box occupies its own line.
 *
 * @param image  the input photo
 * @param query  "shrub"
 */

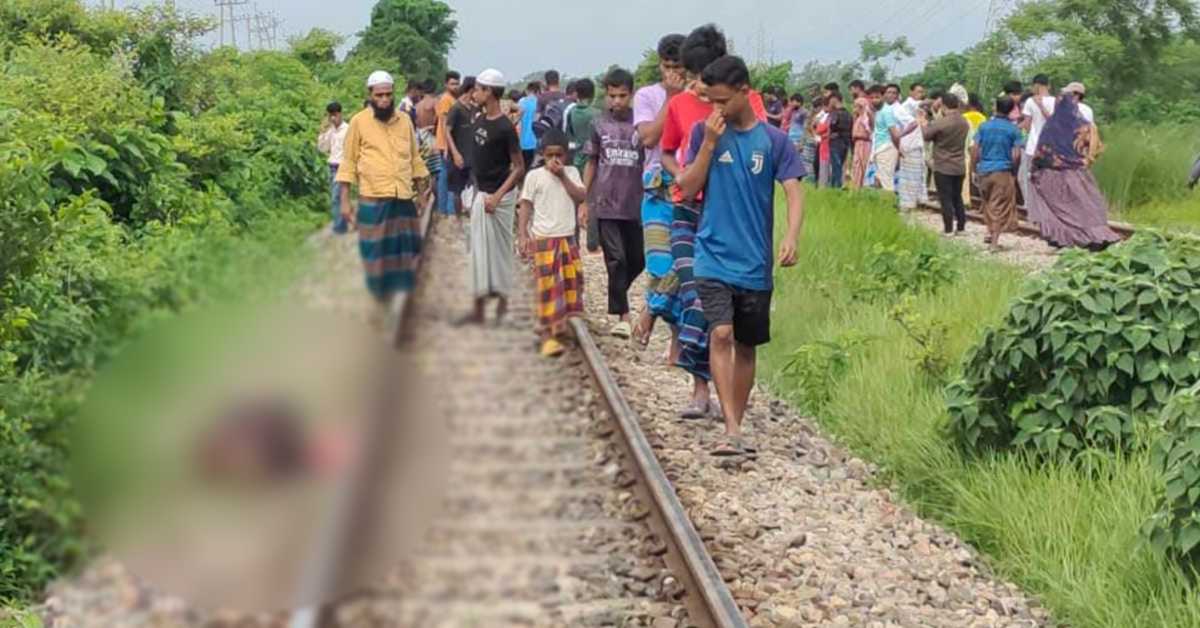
xmin=851 ymin=242 xmax=959 ymax=303
xmin=948 ymin=232 xmax=1200 ymax=457
xmin=1143 ymin=383 xmax=1200 ymax=564
xmin=780 ymin=332 xmax=873 ymax=414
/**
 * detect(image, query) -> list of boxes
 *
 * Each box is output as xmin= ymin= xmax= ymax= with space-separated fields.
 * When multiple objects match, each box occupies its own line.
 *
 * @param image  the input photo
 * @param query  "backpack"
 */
xmin=533 ymin=94 xmax=567 ymax=140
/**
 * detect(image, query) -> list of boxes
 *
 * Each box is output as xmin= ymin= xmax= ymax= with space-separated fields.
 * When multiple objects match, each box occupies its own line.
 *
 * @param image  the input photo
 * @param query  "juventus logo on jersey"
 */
xmin=751 ymin=152 xmax=764 ymax=174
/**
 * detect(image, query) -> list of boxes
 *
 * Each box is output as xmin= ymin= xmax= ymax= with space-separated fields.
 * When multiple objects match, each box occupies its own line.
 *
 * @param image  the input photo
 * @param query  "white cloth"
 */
xmin=466 ymin=186 xmax=518 ymax=298
xmin=477 ymin=68 xmax=505 ymax=88
xmin=1079 ymin=102 xmax=1095 ymax=124
xmin=1022 ymin=95 xmax=1056 ymax=155
xmin=318 ymin=122 xmax=349 ymax=165
xmin=519 ymin=167 xmax=582 ymax=238
xmin=367 ymin=70 xmax=394 ymax=88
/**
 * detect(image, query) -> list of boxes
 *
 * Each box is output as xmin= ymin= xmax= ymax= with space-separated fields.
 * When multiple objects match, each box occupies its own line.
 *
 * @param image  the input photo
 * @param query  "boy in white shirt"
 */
xmin=317 ymin=101 xmax=349 ymax=233
xmin=1020 ymin=74 xmax=1055 ymax=221
xmin=517 ymin=129 xmax=588 ymax=357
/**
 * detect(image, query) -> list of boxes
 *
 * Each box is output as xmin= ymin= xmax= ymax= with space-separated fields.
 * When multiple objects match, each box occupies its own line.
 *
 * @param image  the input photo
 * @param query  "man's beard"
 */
xmin=371 ymin=101 xmax=395 ymax=121
xmin=873 ymin=102 xmax=884 ymax=111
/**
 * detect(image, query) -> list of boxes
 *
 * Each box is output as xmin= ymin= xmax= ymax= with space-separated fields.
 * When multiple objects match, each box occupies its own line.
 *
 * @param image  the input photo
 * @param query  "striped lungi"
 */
xmin=669 ymin=202 xmax=710 ymax=382
xmin=417 ymin=127 xmax=443 ymax=174
xmin=641 ymin=169 xmax=679 ymax=325
xmin=466 ymin=186 xmax=517 ymax=298
xmin=533 ymin=235 xmax=584 ymax=330
xmin=897 ymin=136 xmax=925 ymax=209
xmin=356 ymin=197 xmax=422 ymax=301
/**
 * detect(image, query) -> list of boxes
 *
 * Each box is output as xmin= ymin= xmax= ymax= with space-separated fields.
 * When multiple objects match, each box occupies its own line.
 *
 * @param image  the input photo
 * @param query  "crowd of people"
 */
xmin=316 ymin=22 xmax=1119 ymax=457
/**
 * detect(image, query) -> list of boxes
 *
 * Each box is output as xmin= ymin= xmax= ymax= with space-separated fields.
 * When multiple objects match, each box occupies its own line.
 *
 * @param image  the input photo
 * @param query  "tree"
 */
xmin=749 ymin=60 xmax=793 ymax=93
xmin=793 ymin=59 xmax=865 ymax=93
xmin=859 ymin=34 xmax=915 ymax=79
xmin=634 ymin=49 xmax=659 ymax=86
xmin=289 ymin=28 xmax=344 ymax=70
xmin=1001 ymin=0 xmax=1200 ymax=106
xmin=351 ymin=0 xmax=457 ymax=82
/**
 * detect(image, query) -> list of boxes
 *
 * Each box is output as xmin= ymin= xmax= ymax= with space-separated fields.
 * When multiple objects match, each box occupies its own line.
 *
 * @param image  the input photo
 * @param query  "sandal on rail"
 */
xmin=540 ymin=338 xmax=566 ymax=358
xmin=711 ymin=435 xmax=745 ymax=457
xmin=678 ymin=398 xmax=711 ymax=420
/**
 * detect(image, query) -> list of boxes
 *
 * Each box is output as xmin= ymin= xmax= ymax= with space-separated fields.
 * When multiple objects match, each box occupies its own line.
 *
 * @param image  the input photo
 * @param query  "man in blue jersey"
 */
xmin=677 ymin=55 xmax=806 ymax=457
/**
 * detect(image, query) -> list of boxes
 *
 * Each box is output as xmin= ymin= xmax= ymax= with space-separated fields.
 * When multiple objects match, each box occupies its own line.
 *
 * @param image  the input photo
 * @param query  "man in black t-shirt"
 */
xmin=458 ymin=68 xmax=525 ymax=327
xmin=444 ymin=75 xmax=478 ymax=216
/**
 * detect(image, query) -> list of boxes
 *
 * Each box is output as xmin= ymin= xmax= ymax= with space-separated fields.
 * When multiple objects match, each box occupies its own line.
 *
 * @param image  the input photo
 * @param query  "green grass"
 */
xmin=764 ymin=188 xmax=1200 ymax=626
xmin=1094 ymin=123 xmax=1200 ymax=232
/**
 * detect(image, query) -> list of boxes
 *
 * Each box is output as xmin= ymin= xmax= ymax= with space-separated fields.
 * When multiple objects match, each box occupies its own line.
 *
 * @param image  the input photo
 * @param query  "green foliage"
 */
xmin=792 ymin=59 xmax=864 ymax=94
xmin=633 ymin=49 xmax=659 ymax=87
xmin=851 ymin=242 xmax=959 ymax=303
xmin=947 ymin=232 xmax=1200 ymax=457
xmin=1092 ymin=123 xmax=1200 ymax=212
xmin=780 ymin=332 xmax=873 ymax=414
xmin=351 ymin=0 xmax=457 ymax=81
xmin=289 ymin=28 xmax=345 ymax=71
xmin=858 ymin=34 xmax=914 ymax=79
xmin=749 ymin=61 xmax=792 ymax=93
xmin=0 ymin=0 xmax=330 ymax=602
xmin=1001 ymin=0 xmax=1200 ymax=113
xmin=1143 ymin=383 xmax=1200 ymax=564
xmin=890 ymin=297 xmax=952 ymax=384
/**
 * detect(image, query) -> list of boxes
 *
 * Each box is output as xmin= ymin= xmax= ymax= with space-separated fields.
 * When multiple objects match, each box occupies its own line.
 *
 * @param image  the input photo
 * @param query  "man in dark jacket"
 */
xmin=827 ymin=91 xmax=853 ymax=189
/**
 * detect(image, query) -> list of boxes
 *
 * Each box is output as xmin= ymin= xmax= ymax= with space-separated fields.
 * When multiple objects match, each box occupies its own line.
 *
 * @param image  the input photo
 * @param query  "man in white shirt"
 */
xmin=317 ymin=101 xmax=350 ymax=233
xmin=1020 ymin=75 xmax=1055 ymax=223
xmin=1063 ymin=82 xmax=1094 ymax=124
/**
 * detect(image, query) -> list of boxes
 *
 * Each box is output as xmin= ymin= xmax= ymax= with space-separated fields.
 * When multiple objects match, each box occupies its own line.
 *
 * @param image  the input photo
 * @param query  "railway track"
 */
xmin=918 ymin=195 xmax=1136 ymax=239
xmin=288 ymin=207 xmax=746 ymax=628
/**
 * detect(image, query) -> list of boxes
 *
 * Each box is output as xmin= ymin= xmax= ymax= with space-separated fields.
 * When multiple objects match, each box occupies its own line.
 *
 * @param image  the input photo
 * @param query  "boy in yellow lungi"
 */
xmin=517 ymin=129 xmax=587 ymax=357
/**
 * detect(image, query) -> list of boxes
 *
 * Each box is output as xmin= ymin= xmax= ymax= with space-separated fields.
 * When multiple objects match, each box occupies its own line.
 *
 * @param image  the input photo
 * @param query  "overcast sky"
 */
xmin=115 ymin=0 xmax=997 ymax=78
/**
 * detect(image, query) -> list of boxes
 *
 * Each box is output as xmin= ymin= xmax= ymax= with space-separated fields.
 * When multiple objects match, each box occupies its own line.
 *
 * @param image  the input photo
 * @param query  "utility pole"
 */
xmin=978 ymin=0 xmax=1014 ymax=97
xmin=213 ymin=0 xmax=250 ymax=49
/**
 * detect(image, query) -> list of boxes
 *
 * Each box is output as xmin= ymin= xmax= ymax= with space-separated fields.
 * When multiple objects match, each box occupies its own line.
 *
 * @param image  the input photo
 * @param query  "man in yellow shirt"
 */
xmin=335 ymin=70 xmax=431 ymax=311
xmin=435 ymin=71 xmax=461 ymax=215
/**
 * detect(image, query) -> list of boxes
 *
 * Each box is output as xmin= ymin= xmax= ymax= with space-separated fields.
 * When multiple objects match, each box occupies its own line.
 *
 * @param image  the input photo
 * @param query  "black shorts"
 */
xmin=447 ymin=162 xmax=471 ymax=194
xmin=696 ymin=278 xmax=773 ymax=347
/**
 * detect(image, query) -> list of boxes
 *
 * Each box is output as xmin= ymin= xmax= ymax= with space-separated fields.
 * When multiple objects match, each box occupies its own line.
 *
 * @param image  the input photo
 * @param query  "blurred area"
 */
xmin=68 ymin=301 xmax=447 ymax=615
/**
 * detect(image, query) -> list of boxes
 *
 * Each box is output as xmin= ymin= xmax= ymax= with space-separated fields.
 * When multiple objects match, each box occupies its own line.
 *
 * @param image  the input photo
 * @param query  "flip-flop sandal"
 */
xmin=736 ymin=437 xmax=759 ymax=454
xmin=678 ymin=399 xmax=710 ymax=420
xmin=710 ymin=435 xmax=744 ymax=458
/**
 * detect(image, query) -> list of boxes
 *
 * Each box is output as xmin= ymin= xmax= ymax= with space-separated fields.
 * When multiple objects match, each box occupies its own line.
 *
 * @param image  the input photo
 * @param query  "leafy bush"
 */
xmin=948 ymin=232 xmax=1200 ymax=457
xmin=780 ymin=332 xmax=873 ymax=414
xmin=1143 ymin=383 xmax=1200 ymax=564
xmin=851 ymin=242 xmax=959 ymax=303
xmin=889 ymin=297 xmax=952 ymax=384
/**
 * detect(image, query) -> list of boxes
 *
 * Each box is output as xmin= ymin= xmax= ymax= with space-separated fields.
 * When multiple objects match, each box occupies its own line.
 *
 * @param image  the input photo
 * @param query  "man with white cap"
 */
xmin=457 ymin=68 xmax=525 ymax=326
xmin=335 ymin=70 xmax=431 ymax=319
xmin=1063 ymin=82 xmax=1094 ymax=125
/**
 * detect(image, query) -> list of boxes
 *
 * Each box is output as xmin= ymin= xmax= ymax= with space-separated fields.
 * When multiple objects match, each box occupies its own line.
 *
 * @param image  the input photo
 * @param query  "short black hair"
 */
xmin=461 ymin=76 xmax=476 ymax=93
xmin=967 ymin=93 xmax=982 ymax=111
xmin=544 ymin=69 xmax=560 ymax=86
xmin=526 ymin=81 xmax=543 ymax=93
xmin=444 ymin=71 xmax=461 ymax=83
xmin=657 ymin=33 xmax=686 ymax=63
xmin=1003 ymin=80 xmax=1022 ymax=95
xmin=789 ymin=92 xmax=804 ymax=102
xmin=681 ymin=23 xmax=727 ymax=74
xmin=700 ymin=55 xmax=749 ymax=89
xmin=995 ymin=97 xmax=1015 ymax=116
xmin=422 ymin=78 xmax=437 ymax=93
xmin=827 ymin=91 xmax=843 ymax=104
xmin=866 ymin=84 xmax=883 ymax=95
xmin=604 ymin=67 xmax=635 ymax=92
xmin=909 ymin=82 xmax=925 ymax=91
xmin=540 ymin=127 xmax=569 ymax=152
xmin=488 ymin=85 xmax=505 ymax=100
xmin=941 ymin=92 xmax=960 ymax=109
xmin=565 ymin=79 xmax=579 ymax=96
xmin=507 ymin=89 xmax=522 ymax=101
xmin=406 ymin=81 xmax=422 ymax=93
xmin=576 ymin=77 xmax=595 ymax=100
xmin=885 ymin=83 xmax=901 ymax=93
xmin=1032 ymin=74 xmax=1050 ymax=86
xmin=326 ymin=101 xmax=342 ymax=114
xmin=823 ymin=82 xmax=840 ymax=92
xmin=849 ymin=79 xmax=865 ymax=91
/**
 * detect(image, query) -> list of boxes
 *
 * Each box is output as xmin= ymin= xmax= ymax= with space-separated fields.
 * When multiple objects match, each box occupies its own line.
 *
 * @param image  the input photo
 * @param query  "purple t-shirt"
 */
xmin=633 ymin=83 xmax=668 ymax=176
xmin=584 ymin=110 xmax=644 ymax=221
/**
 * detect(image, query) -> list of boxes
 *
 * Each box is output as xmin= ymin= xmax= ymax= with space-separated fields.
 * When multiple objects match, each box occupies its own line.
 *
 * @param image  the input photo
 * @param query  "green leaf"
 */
xmin=1117 ymin=354 xmax=1136 ymax=376
xmin=1126 ymin=328 xmax=1152 ymax=352
xmin=1021 ymin=338 xmax=1038 ymax=360
xmin=1152 ymin=333 xmax=1173 ymax=355
xmin=1133 ymin=386 xmax=1148 ymax=409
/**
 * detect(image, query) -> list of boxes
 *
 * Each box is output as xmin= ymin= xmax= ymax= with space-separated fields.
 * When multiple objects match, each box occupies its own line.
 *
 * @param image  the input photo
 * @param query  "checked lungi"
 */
xmin=356 ymin=198 xmax=422 ymax=301
xmin=533 ymin=236 xmax=584 ymax=330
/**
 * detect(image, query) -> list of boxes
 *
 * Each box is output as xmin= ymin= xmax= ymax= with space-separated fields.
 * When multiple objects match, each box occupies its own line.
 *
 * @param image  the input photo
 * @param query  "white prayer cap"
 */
xmin=476 ymin=68 xmax=505 ymax=88
xmin=366 ymin=70 xmax=394 ymax=89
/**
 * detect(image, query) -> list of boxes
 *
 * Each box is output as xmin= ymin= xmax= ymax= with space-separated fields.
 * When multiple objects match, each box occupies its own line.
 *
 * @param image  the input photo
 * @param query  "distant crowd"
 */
xmin=316 ymin=23 xmax=1117 ymax=458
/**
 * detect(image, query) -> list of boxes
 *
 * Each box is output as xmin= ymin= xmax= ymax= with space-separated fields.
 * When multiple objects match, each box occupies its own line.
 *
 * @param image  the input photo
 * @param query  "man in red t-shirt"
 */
xmin=649 ymin=23 xmax=768 ymax=422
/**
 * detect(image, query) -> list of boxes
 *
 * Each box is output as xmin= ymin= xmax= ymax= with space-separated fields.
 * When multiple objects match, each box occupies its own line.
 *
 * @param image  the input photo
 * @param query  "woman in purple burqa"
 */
xmin=1031 ymin=93 xmax=1121 ymax=250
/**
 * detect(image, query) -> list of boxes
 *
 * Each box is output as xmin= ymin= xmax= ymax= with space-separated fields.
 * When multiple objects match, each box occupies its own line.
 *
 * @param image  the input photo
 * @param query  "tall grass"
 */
xmin=1094 ymin=123 xmax=1200 ymax=212
xmin=765 ymin=188 xmax=1200 ymax=626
